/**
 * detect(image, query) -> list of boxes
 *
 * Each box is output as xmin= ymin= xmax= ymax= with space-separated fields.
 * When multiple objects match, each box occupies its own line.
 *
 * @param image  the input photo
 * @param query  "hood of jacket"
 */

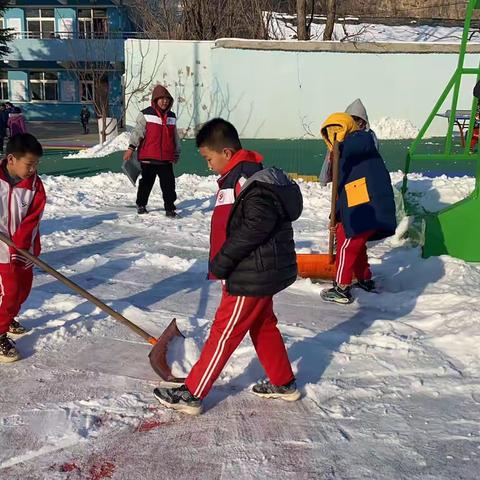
xmin=345 ymin=98 xmax=370 ymax=129
xmin=151 ymin=85 xmax=174 ymax=111
xmin=321 ymin=113 xmax=358 ymax=151
xmin=240 ymin=167 xmax=303 ymax=222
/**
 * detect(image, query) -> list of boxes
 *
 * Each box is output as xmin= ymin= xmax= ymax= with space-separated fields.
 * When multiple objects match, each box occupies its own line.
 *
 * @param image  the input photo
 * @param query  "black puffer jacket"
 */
xmin=210 ymin=167 xmax=303 ymax=297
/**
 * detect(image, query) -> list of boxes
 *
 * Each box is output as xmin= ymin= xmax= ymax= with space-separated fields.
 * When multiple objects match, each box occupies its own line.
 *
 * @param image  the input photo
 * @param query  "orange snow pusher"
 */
xmin=296 ymin=141 xmax=339 ymax=281
xmin=0 ymin=232 xmax=184 ymax=383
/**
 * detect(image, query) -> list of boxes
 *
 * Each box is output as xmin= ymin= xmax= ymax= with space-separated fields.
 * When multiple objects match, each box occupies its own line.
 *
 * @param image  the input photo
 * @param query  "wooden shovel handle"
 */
xmin=328 ymin=141 xmax=340 ymax=263
xmin=0 ymin=232 xmax=157 ymax=344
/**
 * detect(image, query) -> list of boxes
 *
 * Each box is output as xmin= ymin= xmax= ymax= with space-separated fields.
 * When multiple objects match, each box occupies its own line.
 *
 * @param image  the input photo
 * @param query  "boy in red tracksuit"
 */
xmin=123 ymin=85 xmax=180 ymax=217
xmin=154 ymin=118 xmax=303 ymax=415
xmin=0 ymin=133 xmax=46 ymax=362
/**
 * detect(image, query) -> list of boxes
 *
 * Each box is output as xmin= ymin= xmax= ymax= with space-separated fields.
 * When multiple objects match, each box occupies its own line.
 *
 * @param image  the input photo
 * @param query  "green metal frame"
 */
xmin=402 ymin=0 xmax=480 ymax=261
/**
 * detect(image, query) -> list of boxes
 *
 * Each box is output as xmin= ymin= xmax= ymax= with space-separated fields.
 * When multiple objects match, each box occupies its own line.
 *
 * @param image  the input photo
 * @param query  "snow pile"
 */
xmin=371 ymin=117 xmax=420 ymax=139
xmin=65 ymin=132 xmax=130 ymax=159
xmin=1 ymin=171 xmax=480 ymax=478
xmin=404 ymin=173 xmax=475 ymax=212
xmin=269 ymin=15 xmax=478 ymax=43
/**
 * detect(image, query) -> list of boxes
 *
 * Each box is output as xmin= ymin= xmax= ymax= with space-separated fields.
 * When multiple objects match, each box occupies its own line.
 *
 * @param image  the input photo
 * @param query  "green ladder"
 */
xmin=402 ymin=0 xmax=480 ymax=261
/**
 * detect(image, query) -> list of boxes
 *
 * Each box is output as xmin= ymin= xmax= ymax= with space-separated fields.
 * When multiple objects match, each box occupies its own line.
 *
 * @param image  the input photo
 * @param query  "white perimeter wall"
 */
xmin=125 ymin=39 xmax=480 ymax=138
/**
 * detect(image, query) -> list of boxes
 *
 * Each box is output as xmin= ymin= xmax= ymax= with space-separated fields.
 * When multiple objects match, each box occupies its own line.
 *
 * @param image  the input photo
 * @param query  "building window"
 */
xmin=80 ymin=74 xmax=95 ymax=102
xmin=30 ymin=72 xmax=58 ymax=101
xmin=0 ymin=72 xmax=8 ymax=100
xmin=25 ymin=9 xmax=55 ymax=39
xmin=78 ymin=9 xmax=108 ymax=39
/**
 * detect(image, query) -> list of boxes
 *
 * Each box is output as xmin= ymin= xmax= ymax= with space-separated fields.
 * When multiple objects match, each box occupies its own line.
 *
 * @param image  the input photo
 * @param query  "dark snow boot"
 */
xmin=354 ymin=279 xmax=376 ymax=293
xmin=252 ymin=379 xmax=301 ymax=401
xmin=165 ymin=210 xmax=177 ymax=218
xmin=0 ymin=334 xmax=21 ymax=363
xmin=8 ymin=320 xmax=30 ymax=337
xmin=153 ymin=384 xmax=202 ymax=415
xmin=321 ymin=284 xmax=353 ymax=304
xmin=137 ymin=205 xmax=148 ymax=215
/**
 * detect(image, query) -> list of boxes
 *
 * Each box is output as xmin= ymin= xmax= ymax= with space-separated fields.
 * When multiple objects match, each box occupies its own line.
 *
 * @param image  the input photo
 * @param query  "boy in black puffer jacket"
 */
xmin=154 ymin=118 xmax=303 ymax=415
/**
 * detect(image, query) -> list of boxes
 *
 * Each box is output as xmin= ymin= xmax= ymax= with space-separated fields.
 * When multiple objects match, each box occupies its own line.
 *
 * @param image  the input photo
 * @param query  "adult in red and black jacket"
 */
xmin=124 ymin=85 xmax=181 ymax=216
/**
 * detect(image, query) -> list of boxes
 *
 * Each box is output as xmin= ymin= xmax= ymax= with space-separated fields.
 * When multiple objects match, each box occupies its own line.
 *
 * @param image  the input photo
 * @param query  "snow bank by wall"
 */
xmin=371 ymin=118 xmax=420 ymax=139
xmin=65 ymin=132 xmax=130 ymax=159
xmin=269 ymin=16 xmax=478 ymax=43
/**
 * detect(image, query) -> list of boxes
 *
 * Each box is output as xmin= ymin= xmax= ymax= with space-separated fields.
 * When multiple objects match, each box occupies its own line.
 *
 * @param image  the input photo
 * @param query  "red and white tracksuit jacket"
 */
xmin=0 ymin=162 xmax=46 ymax=334
xmin=185 ymin=150 xmax=295 ymax=398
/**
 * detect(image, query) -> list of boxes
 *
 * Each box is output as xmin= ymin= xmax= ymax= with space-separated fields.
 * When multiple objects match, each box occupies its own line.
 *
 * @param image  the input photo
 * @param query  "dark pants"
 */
xmin=0 ymin=131 xmax=5 ymax=152
xmin=136 ymin=162 xmax=177 ymax=211
xmin=81 ymin=121 xmax=89 ymax=134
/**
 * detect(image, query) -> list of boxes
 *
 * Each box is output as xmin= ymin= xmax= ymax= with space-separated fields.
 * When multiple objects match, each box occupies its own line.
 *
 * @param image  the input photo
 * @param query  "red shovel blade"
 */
xmin=149 ymin=318 xmax=186 ymax=383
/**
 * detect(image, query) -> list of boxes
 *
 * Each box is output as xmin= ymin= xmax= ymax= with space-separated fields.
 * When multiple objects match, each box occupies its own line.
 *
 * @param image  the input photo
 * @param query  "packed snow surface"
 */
xmin=1 ymin=171 xmax=479 ymax=479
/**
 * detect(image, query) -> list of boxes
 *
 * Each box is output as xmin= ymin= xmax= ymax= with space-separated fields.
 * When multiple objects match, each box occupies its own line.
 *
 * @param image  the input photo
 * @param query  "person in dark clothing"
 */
xmin=320 ymin=113 xmax=397 ymax=305
xmin=153 ymin=118 xmax=303 ymax=415
xmin=80 ymin=106 xmax=91 ymax=134
xmin=123 ymin=85 xmax=180 ymax=217
xmin=8 ymin=107 xmax=27 ymax=137
xmin=0 ymin=104 xmax=8 ymax=154
xmin=5 ymin=102 xmax=14 ymax=115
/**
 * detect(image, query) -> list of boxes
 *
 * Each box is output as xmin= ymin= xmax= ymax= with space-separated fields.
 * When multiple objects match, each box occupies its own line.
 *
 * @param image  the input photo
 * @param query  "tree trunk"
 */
xmin=296 ymin=0 xmax=307 ymax=41
xmin=101 ymin=111 xmax=107 ymax=144
xmin=323 ymin=0 xmax=336 ymax=41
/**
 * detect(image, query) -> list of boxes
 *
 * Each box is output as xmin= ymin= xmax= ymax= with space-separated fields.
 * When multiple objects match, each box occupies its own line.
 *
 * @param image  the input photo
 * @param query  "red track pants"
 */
xmin=335 ymin=223 xmax=374 ymax=286
xmin=185 ymin=288 xmax=295 ymax=399
xmin=471 ymin=127 xmax=479 ymax=151
xmin=0 ymin=267 xmax=33 ymax=335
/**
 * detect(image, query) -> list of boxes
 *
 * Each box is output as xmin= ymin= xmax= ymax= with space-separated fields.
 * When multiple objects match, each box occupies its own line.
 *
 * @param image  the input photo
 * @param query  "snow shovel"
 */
xmin=122 ymin=154 xmax=142 ymax=187
xmin=0 ymin=232 xmax=184 ymax=383
xmin=296 ymin=141 xmax=339 ymax=280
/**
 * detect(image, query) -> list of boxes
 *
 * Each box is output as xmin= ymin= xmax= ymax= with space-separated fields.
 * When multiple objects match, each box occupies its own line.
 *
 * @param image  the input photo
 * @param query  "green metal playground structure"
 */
xmin=402 ymin=0 xmax=480 ymax=262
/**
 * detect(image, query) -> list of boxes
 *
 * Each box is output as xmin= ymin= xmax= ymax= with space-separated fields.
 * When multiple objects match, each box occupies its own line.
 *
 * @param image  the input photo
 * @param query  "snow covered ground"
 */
xmin=1 ymin=172 xmax=480 ymax=479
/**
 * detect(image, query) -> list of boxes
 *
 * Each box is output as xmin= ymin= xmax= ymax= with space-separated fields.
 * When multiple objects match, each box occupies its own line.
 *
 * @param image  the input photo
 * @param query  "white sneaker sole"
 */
xmin=252 ymin=389 xmax=301 ymax=402
xmin=154 ymin=392 xmax=203 ymax=416
xmin=7 ymin=331 xmax=29 ymax=339
xmin=0 ymin=353 xmax=21 ymax=363
xmin=320 ymin=293 xmax=353 ymax=305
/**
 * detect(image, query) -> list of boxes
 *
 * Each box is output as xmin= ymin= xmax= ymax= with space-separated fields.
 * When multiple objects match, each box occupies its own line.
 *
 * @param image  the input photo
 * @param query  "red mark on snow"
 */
xmin=59 ymin=462 xmax=80 ymax=472
xmin=136 ymin=419 xmax=164 ymax=432
xmin=136 ymin=418 xmax=174 ymax=432
xmin=89 ymin=461 xmax=116 ymax=480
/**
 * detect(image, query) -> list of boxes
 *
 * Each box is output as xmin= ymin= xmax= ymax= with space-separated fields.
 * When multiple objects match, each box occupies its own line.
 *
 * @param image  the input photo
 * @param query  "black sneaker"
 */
xmin=165 ymin=210 xmax=177 ymax=218
xmin=354 ymin=279 xmax=376 ymax=292
xmin=8 ymin=320 xmax=30 ymax=337
xmin=0 ymin=334 xmax=21 ymax=363
xmin=252 ymin=379 xmax=301 ymax=401
xmin=153 ymin=384 xmax=202 ymax=415
xmin=137 ymin=206 xmax=148 ymax=215
xmin=321 ymin=284 xmax=353 ymax=304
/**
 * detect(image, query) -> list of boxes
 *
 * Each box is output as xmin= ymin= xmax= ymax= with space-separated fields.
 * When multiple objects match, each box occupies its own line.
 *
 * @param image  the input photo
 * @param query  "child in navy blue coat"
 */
xmin=320 ymin=113 xmax=396 ymax=304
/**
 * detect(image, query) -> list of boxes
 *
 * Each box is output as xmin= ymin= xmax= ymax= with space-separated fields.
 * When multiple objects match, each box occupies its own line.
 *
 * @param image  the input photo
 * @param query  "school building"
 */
xmin=0 ymin=0 xmax=136 ymax=122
